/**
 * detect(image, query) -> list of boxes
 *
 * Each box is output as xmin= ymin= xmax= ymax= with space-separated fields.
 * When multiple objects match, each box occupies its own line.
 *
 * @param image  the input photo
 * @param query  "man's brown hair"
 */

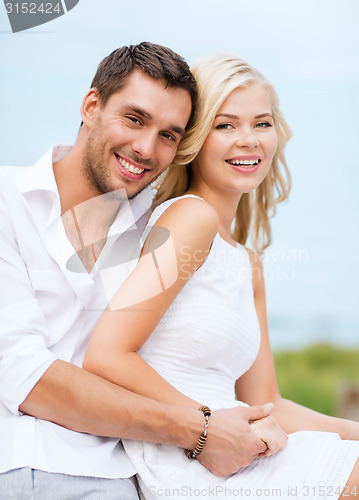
xmin=90 ymin=42 xmax=197 ymax=124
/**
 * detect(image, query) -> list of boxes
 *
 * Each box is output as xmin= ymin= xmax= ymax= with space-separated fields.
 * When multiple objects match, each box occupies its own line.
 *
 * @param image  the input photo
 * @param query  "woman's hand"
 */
xmin=249 ymin=414 xmax=288 ymax=458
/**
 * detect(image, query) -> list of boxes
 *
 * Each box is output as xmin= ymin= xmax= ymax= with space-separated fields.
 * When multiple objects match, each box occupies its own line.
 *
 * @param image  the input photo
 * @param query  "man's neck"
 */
xmin=53 ymin=143 xmax=121 ymax=273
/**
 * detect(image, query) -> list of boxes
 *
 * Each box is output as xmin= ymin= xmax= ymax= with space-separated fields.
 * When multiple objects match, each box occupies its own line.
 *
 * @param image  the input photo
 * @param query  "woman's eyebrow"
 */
xmin=215 ymin=113 xmax=239 ymax=120
xmin=215 ymin=112 xmax=273 ymax=120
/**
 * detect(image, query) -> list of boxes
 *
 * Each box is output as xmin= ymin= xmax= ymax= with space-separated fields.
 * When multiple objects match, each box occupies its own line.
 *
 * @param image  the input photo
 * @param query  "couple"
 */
xmin=0 ymin=42 xmax=358 ymax=499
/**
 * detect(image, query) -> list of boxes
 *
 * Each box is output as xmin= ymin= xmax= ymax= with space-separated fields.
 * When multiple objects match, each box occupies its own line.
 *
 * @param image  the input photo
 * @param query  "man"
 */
xmin=0 ymin=42 xmax=271 ymax=499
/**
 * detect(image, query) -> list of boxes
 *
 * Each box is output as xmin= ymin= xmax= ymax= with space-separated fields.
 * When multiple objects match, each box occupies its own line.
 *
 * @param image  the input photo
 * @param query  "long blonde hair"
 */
xmin=154 ymin=53 xmax=292 ymax=252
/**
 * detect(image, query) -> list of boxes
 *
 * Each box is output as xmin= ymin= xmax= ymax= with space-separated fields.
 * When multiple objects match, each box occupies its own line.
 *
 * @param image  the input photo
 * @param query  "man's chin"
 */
xmin=126 ymin=183 xmax=149 ymax=201
xmin=114 ymin=168 xmax=162 ymax=201
xmin=126 ymin=172 xmax=162 ymax=200
xmin=102 ymin=183 xmax=149 ymax=202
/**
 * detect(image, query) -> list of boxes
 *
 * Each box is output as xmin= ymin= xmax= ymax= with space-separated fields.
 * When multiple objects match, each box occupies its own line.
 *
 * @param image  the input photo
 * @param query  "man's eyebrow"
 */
xmin=124 ymin=104 xmax=152 ymax=120
xmin=215 ymin=112 xmax=273 ymax=120
xmin=123 ymin=105 xmax=185 ymax=137
xmin=170 ymin=125 xmax=185 ymax=138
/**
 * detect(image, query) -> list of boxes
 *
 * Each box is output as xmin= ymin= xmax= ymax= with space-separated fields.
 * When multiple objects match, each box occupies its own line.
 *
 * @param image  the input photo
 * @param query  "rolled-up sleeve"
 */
xmin=0 ymin=189 xmax=58 ymax=415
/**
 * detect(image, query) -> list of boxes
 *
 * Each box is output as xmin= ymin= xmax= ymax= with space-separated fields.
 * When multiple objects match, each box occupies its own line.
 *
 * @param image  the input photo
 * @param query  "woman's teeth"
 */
xmin=227 ymin=159 xmax=259 ymax=167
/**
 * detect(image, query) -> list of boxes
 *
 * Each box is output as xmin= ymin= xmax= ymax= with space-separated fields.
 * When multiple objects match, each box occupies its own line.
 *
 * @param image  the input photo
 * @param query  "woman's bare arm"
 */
xmin=83 ymin=197 xmax=218 ymax=408
xmin=235 ymin=250 xmax=359 ymax=440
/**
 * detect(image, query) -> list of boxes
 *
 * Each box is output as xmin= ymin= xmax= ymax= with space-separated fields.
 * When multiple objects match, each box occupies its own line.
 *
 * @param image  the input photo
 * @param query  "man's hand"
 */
xmin=250 ymin=413 xmax=288 ymax=458
xmin=197 ymin=403 xmax=274 ymax=476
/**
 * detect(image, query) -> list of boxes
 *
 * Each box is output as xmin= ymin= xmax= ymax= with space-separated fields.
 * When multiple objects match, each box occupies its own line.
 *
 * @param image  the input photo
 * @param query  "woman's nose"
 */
xmin=235 ymin=128 xmax=259 ymax=149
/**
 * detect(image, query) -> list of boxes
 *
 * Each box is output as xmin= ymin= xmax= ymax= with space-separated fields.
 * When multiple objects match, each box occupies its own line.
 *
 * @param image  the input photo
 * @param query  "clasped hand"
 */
xmin=249 ymin=413 xmax=288 ymax=458
xmin=198 ymin=404 xmax=287 ymax=477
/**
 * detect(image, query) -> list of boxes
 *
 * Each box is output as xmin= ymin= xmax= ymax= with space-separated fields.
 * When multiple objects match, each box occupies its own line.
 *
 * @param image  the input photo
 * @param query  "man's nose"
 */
xmin=131 ymin=131 xmax=157 ymax=160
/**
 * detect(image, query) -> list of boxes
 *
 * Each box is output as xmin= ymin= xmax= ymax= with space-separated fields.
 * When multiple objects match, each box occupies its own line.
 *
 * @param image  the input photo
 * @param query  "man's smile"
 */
xmin=114 ymin=153 xmax=149 ymax=180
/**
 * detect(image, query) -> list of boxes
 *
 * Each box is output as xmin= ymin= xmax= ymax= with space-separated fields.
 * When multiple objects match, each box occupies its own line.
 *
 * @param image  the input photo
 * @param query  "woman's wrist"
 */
xmin=339 ymin=418 xmax=359 ymax=440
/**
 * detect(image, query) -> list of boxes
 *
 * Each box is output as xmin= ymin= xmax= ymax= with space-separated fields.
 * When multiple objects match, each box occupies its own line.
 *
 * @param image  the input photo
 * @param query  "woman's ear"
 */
xmin=81 ymin=88 xmax=101 ymax=129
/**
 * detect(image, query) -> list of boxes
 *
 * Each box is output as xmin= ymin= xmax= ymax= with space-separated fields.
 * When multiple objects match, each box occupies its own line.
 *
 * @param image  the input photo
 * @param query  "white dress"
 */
xmin=123 ymin=195 xmax=359 ymax=500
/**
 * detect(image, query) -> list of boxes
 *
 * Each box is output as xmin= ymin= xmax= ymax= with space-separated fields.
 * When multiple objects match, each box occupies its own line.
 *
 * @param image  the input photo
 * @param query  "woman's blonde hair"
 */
xmin=154 ymin=53 xmax=292 ymax=252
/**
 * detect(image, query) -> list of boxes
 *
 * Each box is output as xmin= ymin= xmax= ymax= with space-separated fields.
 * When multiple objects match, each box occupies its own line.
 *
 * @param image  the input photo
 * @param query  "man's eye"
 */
xmin=127 ymin=116 xmax=141 ymax=125
xmin=161 ymin=132 xmax=176 ymax=141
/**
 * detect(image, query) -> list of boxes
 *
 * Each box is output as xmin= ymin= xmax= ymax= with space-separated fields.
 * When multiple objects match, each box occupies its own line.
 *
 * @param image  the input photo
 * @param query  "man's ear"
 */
xmin=81 ymin=88 xmax=101 ymax=128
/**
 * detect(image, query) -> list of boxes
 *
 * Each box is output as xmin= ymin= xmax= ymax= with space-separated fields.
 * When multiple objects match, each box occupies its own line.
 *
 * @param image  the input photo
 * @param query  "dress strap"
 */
xmin=146 ymin=194 xmax=205 ymax=228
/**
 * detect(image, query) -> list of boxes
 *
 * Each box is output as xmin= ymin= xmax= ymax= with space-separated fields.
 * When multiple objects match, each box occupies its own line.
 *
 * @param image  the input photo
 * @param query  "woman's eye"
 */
xmin=256 ymin=121 xmax=272 ymax=128
xmin=215 ymin=123 xmax=233 ymax=130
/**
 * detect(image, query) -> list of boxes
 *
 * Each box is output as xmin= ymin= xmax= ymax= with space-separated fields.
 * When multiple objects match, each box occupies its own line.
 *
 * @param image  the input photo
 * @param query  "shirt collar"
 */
xmin=20 ymin=145 xmax=70 ymax=196
xmin=108 ymin=187 xmax=153 ymax=238
xmin=19 ymin=145 xmax=69 ymax=229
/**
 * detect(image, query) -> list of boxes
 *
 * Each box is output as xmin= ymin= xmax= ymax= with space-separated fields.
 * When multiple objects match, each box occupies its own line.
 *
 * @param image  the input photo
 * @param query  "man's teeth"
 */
xmin=117 ymin=156 xmax=145 ymax=174
xmin=228 ymin=159 xmax=259 ymax=166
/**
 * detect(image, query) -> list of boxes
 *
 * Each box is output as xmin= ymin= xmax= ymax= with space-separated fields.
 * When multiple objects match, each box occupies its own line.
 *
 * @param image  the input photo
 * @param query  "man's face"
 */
xmin=82 ymin=69 xmax=192 ymax=200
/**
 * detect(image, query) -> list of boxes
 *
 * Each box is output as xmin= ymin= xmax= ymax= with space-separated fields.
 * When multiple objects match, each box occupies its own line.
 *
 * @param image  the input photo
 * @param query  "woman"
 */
xmin=83 ymin=53 xmax=359 ymax=498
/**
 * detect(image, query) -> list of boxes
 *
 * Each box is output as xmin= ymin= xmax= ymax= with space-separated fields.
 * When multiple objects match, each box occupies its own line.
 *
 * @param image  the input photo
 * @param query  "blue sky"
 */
xmin=1 ymin=0 xmax=358 ymax=348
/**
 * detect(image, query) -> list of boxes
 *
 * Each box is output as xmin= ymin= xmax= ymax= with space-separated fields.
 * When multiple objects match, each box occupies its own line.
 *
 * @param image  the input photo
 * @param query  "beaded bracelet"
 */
xmin=184 ymin=405 xmax=211 ymax=459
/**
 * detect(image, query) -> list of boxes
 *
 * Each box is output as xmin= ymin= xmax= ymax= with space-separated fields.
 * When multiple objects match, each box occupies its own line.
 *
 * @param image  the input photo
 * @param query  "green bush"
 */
xmin=274 ymin=343 xmax=359 ymax=416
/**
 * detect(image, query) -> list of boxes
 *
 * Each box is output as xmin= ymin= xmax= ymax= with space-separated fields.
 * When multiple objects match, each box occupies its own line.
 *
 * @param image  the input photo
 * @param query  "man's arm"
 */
xmin=20 ymin=359 xmax=272 ymax=476
xmin=19 ymin=359 xmax=201 ymax=443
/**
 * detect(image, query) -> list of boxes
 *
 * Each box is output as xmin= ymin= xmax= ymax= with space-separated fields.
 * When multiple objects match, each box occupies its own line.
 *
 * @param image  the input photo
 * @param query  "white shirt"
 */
xmin=0 ymin=146 xmax=152 ymax=478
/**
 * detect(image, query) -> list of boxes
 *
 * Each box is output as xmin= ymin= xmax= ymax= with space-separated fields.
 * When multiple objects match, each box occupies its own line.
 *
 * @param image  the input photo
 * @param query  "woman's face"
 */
xmin=191 ymin=83 xmax=278 ymax=198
